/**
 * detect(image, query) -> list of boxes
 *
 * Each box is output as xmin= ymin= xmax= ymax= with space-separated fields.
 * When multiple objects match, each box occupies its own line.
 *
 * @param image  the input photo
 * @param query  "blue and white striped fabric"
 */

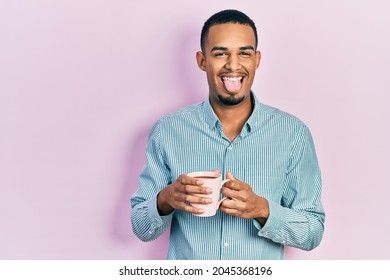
xmin=131 ymin=92 xmax=325 ymax=260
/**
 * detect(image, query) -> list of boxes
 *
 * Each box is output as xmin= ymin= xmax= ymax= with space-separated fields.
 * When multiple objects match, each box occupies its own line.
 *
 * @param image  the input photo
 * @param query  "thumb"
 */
xmin=226 ymin=171 xmax=236 ymax=180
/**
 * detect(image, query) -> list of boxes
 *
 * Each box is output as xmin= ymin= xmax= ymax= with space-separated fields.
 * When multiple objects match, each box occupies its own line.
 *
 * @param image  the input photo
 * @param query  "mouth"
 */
xmin=221 ymin=75 xmax=244 ymax=94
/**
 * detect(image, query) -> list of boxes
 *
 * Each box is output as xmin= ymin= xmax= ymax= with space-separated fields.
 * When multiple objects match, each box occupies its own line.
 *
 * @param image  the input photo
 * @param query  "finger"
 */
xmin=223 ymin=179 xmax=243 ymax=191
xmin=178 ymin=174 xmax=204 ymax=186
xmin=224 ymin=172 xmax=249 ymax=191
xmin=176 ymin=201 xmax=205 ymax=215
xmin=220 ymin=198 xmax=245 ymax=209
xmin=221 ymin=187 xmax=240 ymax=199
xmin=222 ymin=186 xmax=252 ymax=202
xmin=226 ymin=171 xmax=235 ymax=180
xmin=219 ymin=205 xmax=242 ymax=217
xmin=223 ymin=180 xmax=239 ymax=190
xmin=182 ymin=184 xmax=213 ymax=195
xmin=220 ymin=205 xmax=253 ymax=219
xmin=178 ymin=193 xmax=213 ymax=205
xmin=190 ymin=196 xmax=213 ymax=204
xmin=224 ymin=171 xmax=241 ymax=190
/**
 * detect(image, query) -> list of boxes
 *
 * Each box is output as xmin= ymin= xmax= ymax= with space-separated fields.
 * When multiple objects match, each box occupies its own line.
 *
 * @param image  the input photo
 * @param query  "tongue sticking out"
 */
xmin=223 ymin=79 xmax=242 ymax=94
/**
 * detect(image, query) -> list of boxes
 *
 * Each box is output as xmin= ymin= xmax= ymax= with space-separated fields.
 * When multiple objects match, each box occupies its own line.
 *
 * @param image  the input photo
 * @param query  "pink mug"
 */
xmin=187 ymin=171 xmax=230 ymax=217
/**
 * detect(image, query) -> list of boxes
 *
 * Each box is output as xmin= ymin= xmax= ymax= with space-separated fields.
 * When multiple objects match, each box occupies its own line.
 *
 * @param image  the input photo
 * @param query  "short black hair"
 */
xmin=200 ymin=9 xmax=258 ymax=53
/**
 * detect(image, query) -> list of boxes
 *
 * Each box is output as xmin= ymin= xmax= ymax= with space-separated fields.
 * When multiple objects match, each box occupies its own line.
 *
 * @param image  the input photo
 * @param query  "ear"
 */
xmin=196 ymin=51 xmax=206 ymax=71
xmin=255 ymin=50 xmax=261 ymax=69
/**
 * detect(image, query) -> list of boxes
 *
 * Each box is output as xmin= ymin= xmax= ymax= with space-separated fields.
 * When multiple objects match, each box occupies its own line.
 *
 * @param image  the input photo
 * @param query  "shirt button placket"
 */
xmin=223 ymin=143 xmax=234 ymax=176
xmin=221 ymin=143 xmax=234 ymax=259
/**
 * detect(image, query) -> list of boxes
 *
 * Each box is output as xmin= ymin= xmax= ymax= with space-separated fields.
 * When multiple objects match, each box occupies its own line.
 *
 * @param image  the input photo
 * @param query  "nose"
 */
xmin=225 ymin=55 xmax=242 ymax=71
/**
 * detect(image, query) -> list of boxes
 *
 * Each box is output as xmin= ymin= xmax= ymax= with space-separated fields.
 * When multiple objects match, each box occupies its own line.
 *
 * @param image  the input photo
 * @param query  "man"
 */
xmin=131 ymin=9 xmax=325 ymax=260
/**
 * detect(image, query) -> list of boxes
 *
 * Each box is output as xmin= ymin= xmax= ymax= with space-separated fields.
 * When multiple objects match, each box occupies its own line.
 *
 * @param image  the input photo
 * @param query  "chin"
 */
xmin=217 ymin=94 xmax=245 ymax=106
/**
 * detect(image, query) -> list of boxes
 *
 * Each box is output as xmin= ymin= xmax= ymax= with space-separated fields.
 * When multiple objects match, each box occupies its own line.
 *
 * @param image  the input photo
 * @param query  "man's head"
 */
xmin=196 ymin=10 xmax=261 ymax=107
xmin=200 ymin=9 xmax=258 ymax=53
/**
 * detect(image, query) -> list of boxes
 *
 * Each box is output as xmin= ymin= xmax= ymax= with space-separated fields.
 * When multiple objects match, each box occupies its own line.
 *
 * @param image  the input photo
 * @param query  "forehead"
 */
xmin=205 ymin=23 xmax=256 ymax=51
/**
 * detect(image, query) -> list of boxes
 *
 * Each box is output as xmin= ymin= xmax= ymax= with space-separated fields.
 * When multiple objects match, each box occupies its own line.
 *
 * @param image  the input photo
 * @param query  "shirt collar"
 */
xmin=245 ymin=92 xmax=262 ymax=133
xmin=203 ymin=97 xmax=220 ymax=130
xmin=202 ymin=91 xmax=263 ymax=134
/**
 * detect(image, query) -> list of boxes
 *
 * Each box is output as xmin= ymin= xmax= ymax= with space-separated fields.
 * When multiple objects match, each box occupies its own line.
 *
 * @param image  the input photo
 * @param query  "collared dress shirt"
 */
xmin=131 ymin=92 xmax=325 ymax=260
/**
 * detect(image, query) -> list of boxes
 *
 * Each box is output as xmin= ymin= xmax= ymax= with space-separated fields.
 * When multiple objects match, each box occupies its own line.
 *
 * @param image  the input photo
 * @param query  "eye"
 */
xmin=240 ymin=52 xmax=251 ymax=56
xmin=215 ymin=52 xmax=227 ymax=57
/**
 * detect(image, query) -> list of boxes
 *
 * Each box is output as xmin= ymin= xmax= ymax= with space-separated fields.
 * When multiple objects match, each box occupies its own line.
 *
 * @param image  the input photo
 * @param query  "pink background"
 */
xmin=1 ymin=0 xmax=389 ymax=259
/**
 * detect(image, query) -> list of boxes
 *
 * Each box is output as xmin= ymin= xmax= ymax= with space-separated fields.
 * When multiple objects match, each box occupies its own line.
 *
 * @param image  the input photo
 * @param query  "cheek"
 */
xmin=206 ymin=69 xmax=220 ymax=83
xmin=206 ymin=72 xmax=219 ymax=89
xmin=245 ymin=64 xmax=258 ymax=78
xmin=244 ymin=61 xmax=257 ymax=70
xmin=206 ymin=60 xmax=224 ymax=74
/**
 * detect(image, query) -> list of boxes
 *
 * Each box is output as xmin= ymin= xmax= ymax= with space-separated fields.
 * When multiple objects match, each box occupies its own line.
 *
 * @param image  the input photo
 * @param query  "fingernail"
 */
xmin=206 ymin=188 xmax=213 ymax=194
xmin=196 ymin=179 xmax=204 ymax=185
xmin=204 ymin=198 xmax=212 ymax=204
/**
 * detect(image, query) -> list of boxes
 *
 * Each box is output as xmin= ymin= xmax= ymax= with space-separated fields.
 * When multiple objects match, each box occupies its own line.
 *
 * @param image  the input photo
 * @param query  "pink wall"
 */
xmin=1 ymin=0 xmax=389 ymax=259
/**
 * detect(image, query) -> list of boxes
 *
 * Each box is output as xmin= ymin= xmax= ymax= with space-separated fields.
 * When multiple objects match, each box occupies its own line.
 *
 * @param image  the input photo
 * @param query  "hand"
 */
xmin=157 ymin=174 xmax=213 ymax=215
xmin=220 ymin=172 xmax=269 ymax=223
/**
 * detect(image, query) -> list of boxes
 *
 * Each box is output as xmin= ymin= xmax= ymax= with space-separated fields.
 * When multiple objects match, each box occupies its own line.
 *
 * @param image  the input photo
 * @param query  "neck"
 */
xmin=210 ymin=93 xmax=253 ymax=141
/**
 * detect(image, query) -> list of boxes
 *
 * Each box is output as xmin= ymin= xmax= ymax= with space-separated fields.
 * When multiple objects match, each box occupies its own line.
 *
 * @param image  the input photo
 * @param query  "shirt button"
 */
xmin=228 ymin=146 xmax=233 ymax=150
xmin=224 ymin=242 xmax=229 ymax=247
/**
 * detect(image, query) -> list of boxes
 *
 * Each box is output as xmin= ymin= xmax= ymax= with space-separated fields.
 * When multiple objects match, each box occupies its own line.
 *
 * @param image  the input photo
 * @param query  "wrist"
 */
xmin=255 ymin=196 xmax=269 ymax=225
xmin=157 ymin=186 xmax=174 ymax=216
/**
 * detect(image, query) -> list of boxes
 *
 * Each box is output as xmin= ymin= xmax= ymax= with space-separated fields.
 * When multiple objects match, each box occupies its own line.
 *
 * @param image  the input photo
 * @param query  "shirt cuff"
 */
xmin=253 ymin=200 xmax=286 ymax=239
xmin=147 ymin=195 xmax=174 ymax=225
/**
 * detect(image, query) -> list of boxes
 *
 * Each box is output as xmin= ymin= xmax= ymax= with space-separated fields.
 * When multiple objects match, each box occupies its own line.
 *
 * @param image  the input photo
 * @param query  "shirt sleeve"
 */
xmin=130 ymin=121 xmax=173 ymax=242
xmin=254 ymin=125 xmax=325 ymax=250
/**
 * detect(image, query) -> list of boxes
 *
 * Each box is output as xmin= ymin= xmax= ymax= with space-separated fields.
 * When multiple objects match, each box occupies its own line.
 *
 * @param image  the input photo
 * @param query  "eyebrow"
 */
xmin=210 ymin=45 xmax=255 ymax=53
xmin=210 ymin=46 xmax=228 ymax=52
xmin=240 ymin=45 xmax=255 ymax=51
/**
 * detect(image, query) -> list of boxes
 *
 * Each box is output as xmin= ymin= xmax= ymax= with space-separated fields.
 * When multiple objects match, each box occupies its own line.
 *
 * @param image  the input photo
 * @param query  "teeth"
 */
xmin=222 ymin=77 xmax=242 ymax=82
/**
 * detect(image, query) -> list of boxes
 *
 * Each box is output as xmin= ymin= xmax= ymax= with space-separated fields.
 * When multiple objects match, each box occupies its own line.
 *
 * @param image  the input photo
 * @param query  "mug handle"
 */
xmin=218 ymin=179 xmax=231 ymax=206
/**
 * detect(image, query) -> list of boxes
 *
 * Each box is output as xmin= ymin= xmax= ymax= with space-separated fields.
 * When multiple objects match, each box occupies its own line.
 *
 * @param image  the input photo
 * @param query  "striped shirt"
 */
xmin=131 ymin=92 xmax=325 ymax=260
